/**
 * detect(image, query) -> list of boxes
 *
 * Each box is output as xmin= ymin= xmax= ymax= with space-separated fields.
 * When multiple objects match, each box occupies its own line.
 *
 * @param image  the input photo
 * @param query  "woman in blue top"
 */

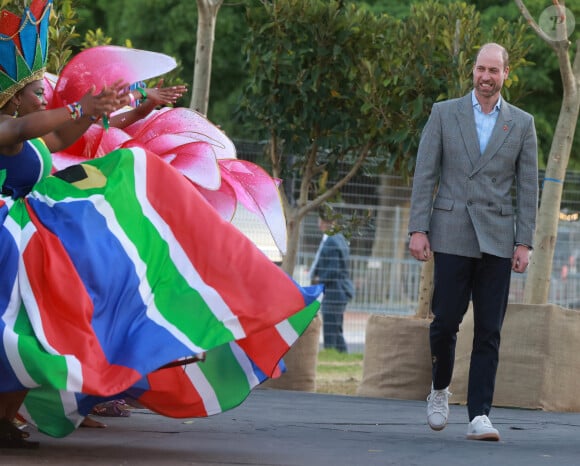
xmin=0 ymin=79 xmax=122 ymax=198
xmin=0 ymin=1 xmax=321 ymax=450
xmin=0 ymin=63 xmax=125 ymax=450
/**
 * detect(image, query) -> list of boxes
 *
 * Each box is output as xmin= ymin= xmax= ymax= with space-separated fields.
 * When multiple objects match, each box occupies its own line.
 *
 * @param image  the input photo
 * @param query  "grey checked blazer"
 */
xmin=408 ymin=92 xmax=538 ymax=259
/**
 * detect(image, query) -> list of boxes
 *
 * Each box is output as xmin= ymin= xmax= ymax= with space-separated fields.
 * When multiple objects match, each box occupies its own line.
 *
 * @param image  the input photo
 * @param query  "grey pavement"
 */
xmin=1 ymin=388 xmax=580 ymax=466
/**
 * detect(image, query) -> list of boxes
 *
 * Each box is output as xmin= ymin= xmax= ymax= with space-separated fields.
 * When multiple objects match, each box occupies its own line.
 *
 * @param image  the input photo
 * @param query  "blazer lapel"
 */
xmin=480 ymin=102 xmax=513 ymax=162
xmin=456 ymin=94 xmax=481 ymax=166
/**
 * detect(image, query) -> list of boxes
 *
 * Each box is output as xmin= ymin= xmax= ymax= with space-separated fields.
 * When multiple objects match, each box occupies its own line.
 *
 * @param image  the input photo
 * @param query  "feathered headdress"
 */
xmin=0 ymin=0 xmax=52 ymax=108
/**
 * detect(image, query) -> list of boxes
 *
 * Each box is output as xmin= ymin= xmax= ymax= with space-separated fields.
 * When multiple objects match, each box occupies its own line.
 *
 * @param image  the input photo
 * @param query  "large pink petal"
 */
xmin=140 ymin=134 xmax=196 ymax=152
xmin=52 ymin=46 xmax=177 ymax=106
xmin=129 ymin=108 xmax=236 ymax=159
xmin=122 ymin=107 xmax=170 ymax=137
xmin=219 ymin=160 xmax=287 ymax=254
xmin=195 ymin=179 xmax=237 ymax=222
xmin=71 ymin=126 xmax=133 ymax=160
xmin=43 ymin=73 xmax=57 ymax=107
xmin=169 ymin=142 xmax=221 ymax=190
xmin=93 ymin=128 xmax=133 ymax=156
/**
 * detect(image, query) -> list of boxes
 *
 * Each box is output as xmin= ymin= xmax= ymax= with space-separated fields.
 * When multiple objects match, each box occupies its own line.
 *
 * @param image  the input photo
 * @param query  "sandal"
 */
xmin=14 ymin=413 xmax=28 ymax=431
xmin=0 ymin=418 xmax=39 ymax=449
xmin=92 ymin=399 xmax=131 ymax=417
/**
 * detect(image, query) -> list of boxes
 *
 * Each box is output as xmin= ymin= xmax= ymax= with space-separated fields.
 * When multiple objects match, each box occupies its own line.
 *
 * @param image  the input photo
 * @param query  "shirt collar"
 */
xmin=471 ymin=90 xmax=502 ymax=114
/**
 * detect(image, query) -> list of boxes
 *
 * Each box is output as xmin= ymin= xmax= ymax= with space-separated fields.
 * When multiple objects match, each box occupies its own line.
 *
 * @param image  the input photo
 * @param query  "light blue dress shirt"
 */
xmin=472 ymin=90 xmax=502 ymax=155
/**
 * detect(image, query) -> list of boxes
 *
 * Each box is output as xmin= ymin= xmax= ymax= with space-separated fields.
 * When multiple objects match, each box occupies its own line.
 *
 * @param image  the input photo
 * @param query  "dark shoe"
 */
xmin=0 ymin=436 xmax=39 ymax=449
xmin=0 ymin=418 xmax=39 ymax=449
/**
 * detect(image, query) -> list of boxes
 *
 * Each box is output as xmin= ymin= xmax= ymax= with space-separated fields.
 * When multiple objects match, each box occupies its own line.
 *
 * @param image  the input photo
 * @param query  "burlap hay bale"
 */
xmin=452 ymin=303 xmax=580 ymax=411
xmin=263 ymin=313 xmax=322 ymax=392
xmin=357 ymin=314 xmax=432 ymax=400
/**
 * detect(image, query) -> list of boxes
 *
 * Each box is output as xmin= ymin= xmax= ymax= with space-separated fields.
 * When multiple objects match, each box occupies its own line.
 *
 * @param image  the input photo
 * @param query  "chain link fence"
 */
xmin=233 ymin=140 xmax=580 ymax=353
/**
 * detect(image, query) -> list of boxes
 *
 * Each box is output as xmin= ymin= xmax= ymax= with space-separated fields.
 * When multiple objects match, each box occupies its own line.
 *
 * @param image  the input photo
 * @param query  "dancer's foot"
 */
xmin=80 ymin=416 xmax=107 ymax=428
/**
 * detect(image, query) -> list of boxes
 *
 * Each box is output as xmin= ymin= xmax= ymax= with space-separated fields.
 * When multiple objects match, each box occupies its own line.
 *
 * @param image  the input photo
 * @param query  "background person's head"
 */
xmin=318 ymin=208 xmax=337 ymax=233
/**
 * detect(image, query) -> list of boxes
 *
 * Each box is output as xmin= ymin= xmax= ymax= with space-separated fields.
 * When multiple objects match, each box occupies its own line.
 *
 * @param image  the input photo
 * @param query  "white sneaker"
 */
xmin=466 ymin=415 xmax=500 ymax=441
xmin=426 ymin=386 xmax=451 ymax=431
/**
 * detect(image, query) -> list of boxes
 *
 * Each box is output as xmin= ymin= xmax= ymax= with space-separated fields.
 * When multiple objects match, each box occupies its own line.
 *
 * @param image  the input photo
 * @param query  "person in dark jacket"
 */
xmin=310 ymin=212 xmax=354 ymax=353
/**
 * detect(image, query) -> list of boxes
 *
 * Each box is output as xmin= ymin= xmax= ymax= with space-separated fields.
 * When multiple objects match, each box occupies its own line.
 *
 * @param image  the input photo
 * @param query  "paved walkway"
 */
xmin=2 ymin=388 xmax=580 ymax=465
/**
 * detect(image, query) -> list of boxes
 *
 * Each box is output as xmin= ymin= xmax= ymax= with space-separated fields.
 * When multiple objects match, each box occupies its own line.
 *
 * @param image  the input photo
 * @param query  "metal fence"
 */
xmin=233 ymin=141 xmax=580 ymax=353
xmin=296 ymin=209 xmax=580 ymax=351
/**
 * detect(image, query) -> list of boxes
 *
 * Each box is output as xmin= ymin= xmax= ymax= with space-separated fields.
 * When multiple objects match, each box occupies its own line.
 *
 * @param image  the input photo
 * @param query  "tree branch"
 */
xmin=295 ymin=142 xmax=373 ymax=220
xmin=512 ymin=0 xmax=563 ymax=49
xmin=573 ymin=38 xmax=580 ymax=77
xmin=296 ymin=142 xmax=320 ymax=210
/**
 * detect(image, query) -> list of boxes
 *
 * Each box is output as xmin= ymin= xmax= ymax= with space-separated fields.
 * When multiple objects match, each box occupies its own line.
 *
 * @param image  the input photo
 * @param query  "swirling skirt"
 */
xmin=0 ymin=147 xmax=321 ymax=437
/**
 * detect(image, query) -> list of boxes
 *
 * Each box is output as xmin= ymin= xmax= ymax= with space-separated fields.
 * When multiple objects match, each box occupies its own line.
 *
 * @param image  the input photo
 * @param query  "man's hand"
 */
xmin=512 ymin=245 xmax=531 ymax=273
xmin=409 ymin=232 xmax=432 ymax=262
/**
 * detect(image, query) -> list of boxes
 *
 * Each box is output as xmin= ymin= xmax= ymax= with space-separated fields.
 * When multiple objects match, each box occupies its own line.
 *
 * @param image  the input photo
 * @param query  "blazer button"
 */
xmin=492 ymin=177 xmax=497 ymax=183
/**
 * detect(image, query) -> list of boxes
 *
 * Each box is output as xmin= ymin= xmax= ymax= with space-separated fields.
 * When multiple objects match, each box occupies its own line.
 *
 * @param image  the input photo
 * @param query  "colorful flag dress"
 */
xmin=0 ymin=139 xmax=321 ymax=437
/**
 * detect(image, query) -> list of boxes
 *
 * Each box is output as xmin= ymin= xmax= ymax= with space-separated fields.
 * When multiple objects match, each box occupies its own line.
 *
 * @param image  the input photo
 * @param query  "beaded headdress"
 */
xmin=0 ymin=0 xmax=52 ymax=108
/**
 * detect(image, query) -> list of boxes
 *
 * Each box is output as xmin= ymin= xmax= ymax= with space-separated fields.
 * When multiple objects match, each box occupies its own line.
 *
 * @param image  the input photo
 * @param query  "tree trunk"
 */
xmin=523 ymin=40 xmax=580 ymax=303
xmin=190 ymin=0 xmax=223 ymax=115
xmin=281 ymin=208 xmax=301 ymax=275
xmin=415 ymin=260 xmax=434 ymax=319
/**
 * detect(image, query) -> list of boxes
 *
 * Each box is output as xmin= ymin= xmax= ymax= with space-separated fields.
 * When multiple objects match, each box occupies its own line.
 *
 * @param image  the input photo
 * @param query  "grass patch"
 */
xmin=316 ymin=349 xmax=363 ymax=396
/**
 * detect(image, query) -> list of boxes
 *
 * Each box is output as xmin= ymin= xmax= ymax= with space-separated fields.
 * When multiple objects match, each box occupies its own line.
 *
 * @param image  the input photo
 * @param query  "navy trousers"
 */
xmin=321 ymin=298 xmax=348 ymax=353
xmin=430 ymin=252 xmax=511 ymax=421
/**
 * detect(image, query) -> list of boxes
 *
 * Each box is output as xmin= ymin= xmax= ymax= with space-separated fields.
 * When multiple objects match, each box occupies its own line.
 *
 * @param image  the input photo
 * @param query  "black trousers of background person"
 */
xmin=321 ymin=298 xmax=348 ymax=353
xmin=430 ymin=252 xmax=512 ymax=421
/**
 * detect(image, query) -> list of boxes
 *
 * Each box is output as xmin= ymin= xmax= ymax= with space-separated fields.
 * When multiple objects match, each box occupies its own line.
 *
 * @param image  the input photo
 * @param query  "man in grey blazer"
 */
xmin=408 ymin=43 xmax=538 ymax=441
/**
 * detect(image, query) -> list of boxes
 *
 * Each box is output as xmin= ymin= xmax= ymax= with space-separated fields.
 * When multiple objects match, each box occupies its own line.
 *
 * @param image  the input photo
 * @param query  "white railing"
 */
xmin=295 ymin=254 xmax=420 ymax=316
xmin=296 ymin=255 xmax=580 ymax=352
xmin=296 ymin=253 xmax=580 ymax=316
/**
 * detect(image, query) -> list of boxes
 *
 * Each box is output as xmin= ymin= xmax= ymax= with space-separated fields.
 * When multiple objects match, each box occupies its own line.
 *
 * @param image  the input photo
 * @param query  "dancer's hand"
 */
xmin=78 ymin=80 xmax=128 ymax=119
xmin=144 ymin=79 xmax=187 ymax=106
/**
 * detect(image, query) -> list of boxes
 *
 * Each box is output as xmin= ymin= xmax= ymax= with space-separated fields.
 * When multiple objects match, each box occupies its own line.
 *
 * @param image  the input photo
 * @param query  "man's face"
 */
xmin=472 ymin=47 xmax=509 ymax=100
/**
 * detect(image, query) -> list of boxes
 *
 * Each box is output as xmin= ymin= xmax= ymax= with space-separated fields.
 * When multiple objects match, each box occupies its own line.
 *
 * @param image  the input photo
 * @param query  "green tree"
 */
xmin=239 ymin=0 xmax=401 ymax=274
xmin=238 ymin=0 xmax=531 ymax=278
xmin=46 ymin=0 xmax=79 ymax=73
